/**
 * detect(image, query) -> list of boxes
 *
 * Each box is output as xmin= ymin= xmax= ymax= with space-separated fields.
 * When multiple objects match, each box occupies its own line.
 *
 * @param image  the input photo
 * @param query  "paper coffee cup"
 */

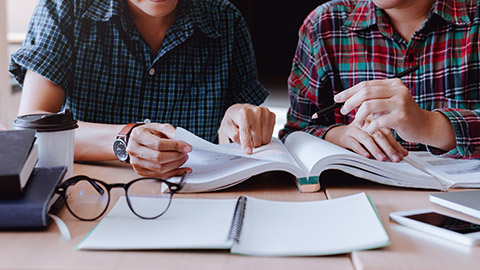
xmin=13 ymin=110 xmax=78 ymax=179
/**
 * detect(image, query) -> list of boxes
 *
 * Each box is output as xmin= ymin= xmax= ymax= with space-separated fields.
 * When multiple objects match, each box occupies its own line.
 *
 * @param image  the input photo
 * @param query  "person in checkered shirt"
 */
xmin=10 ymin=0 xmax=275 ymax=178
xmin=280 ymin=0 xmax=480 ymax=162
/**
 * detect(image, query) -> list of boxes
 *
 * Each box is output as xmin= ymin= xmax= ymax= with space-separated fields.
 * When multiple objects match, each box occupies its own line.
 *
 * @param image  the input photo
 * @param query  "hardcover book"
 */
xmin=0 ymin=129 xmax=38 ymax=198
xmin=0 ymin=166 xmax=67 ymax=229
xmin=171 ymin=128 xmax=480 ymax=193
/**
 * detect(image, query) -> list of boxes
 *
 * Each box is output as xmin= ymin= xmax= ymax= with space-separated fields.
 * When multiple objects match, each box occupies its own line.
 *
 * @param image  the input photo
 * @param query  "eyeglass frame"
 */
xmin=55 ymin=171 xmax=188 ymax=221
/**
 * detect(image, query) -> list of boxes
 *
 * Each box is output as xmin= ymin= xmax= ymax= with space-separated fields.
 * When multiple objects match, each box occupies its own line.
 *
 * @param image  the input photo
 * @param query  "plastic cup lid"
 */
xmin=13 ymin=109 xmax=79 ymax=132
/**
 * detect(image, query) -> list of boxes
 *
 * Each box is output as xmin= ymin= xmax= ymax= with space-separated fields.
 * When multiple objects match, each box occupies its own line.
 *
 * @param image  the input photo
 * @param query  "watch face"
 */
xmin=113 ymin=138 xmax=129 ymax=162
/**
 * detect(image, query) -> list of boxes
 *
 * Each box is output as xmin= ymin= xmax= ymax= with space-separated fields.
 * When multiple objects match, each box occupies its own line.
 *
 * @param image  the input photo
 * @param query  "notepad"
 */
xmin=77 ymin=193 xmax=390 ymax=256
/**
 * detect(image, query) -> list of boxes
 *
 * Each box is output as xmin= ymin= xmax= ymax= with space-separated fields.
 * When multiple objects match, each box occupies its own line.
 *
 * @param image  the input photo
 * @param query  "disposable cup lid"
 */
xmin=13 ymin=109 xmax=78 ymax=132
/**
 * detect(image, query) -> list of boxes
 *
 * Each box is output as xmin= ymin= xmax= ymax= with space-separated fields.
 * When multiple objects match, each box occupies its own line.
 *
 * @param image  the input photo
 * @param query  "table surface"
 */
xmin=1 ymin=162 xmax=479 ymax=270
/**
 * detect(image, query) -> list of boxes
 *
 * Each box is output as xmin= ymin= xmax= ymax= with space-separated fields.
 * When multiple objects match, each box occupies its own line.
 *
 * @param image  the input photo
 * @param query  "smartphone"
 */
xmin=390 ymin=209 xmax=480 ymax=246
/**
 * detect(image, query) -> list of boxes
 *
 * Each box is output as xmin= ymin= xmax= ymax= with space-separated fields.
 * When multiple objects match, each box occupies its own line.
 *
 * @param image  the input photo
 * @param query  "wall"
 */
xmin=0 ymin=0 xmax=10 ymax=127
xmin=1 ymin=0 xmax=36 ymax=128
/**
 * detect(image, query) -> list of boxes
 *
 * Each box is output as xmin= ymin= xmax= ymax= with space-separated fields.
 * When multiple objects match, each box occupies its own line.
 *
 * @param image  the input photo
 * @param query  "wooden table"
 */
xmin=1 ymin=163 xmax=479 ymax=270
xmin=0 ymin=162 xmax=351 ymax=270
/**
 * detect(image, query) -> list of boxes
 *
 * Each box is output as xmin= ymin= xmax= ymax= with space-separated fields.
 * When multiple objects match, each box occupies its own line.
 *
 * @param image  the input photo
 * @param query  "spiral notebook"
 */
xmin=77 ymin=193 xmax=389 ymax=256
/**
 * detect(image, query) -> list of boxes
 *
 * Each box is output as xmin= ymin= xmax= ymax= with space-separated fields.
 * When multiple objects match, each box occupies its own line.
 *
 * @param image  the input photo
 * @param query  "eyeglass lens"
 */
xmin=64 ymin=179 xmax=109 ymax=220
xmin=126 ymin=179 xmax=173 ymax=219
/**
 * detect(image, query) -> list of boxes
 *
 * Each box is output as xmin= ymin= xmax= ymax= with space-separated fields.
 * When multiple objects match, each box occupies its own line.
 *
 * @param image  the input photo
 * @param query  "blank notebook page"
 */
xmin=231 ymin=193 xmax=389 ymax=256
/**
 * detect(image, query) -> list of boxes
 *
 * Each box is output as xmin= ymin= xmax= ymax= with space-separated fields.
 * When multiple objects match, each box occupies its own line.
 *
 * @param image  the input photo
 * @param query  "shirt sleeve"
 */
xmin=230 ymin=11 xmax=269 ymax=106
xmin=9 ymin=0 xmax=74 ymax=91
xmin=426 ymin=109 xmax=480 ymax=158
xmin=279 ymin=12 xmax=339 ymax=141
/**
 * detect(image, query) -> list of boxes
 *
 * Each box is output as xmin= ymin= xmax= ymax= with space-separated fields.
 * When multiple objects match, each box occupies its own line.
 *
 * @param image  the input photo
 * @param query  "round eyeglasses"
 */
xmin=55 ymin=172 xmax=187 ymax=221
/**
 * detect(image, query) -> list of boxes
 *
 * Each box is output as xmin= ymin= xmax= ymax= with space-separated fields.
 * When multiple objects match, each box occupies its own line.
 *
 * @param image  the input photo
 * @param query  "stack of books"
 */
xmin=0 ymin=130 xmax=66 ymax=229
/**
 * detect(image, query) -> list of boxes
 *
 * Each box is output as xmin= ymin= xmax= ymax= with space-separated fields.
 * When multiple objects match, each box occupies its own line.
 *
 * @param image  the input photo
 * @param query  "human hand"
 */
xmin=127 ymin=124 xmax=192 ymax=178
xmin=334 ymin=79 xmax=430 ymax=143
xmin=324 ymin=122 xmax=408 ymax=162
xmin=220 ymin=104 xmax=276 ymax=154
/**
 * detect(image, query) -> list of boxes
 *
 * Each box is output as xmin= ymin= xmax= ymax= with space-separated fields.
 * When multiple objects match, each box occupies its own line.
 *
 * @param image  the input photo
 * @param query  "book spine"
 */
xmin=0 ymin=205 xmax=45 ymax=228
xmin=228 ymin=196 xmax=247 ymax=243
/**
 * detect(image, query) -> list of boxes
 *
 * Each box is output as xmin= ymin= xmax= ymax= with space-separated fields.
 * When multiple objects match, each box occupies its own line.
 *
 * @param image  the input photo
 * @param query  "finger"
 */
xmin=352 ymin=131 xmax=386 ymax=161
xmin=380 ymin=128 xmax=408 ymax=159
xmin=334 ymin=80 xmax=392 ymax=104
xmin=371 ymin=130 xmax=402 ymax=162
xmin=147 ymin=123 xmax=177 ymax=138
xmin=129 ymin=145 xmax=189 ymax=164
xmin=344 ymin=137 xmax=371 ymax=158
xmin=130 ymin=128 xmax=192 ymax=153
xmin=354 ymin=99 xmax=392 ymax=127
xmin=340 ymin=85 xmax=391 ymax=115
xmin=239 ymin=124 xmax=253 ymax=154
xmin=221 ymin=119 xmax=241 ymax=144
xmin=262 ymin=111 xmax=276 ymax=145
xmin=131 ymin=155 xmax=191 ymax=175
xmin=250 ymin=109 xmax=263 ymax=148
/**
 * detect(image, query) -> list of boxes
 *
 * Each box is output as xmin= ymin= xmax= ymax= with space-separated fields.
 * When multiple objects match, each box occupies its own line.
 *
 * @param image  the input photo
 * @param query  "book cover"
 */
xmin=0 ymin=129 xmax=37 ymax=198
xmin=0 ymin=166 xmax=67 ymax=229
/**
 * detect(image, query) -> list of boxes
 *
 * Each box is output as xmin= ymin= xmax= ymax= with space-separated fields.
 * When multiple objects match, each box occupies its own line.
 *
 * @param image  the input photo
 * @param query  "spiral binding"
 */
xmin=228 ymin=196 xmax=247 ymax=243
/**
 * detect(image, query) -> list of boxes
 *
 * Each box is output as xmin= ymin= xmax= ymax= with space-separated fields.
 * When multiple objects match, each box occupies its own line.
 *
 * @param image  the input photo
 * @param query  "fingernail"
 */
xmin=392 ymin=155 xmax=399 ymax=162
xmin=184 ymin=146 xmax=192 ymax=152
xmin=245 ymin=147 xmax=252 ymax=154
xmin=377 ymin=154 xmax=385 ymax=160
xmin=334 ymin=94 xmax=342 ymax=102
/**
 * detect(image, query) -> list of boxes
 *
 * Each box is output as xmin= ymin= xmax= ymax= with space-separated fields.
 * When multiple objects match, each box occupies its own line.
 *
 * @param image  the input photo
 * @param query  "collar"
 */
xmin=343 ymin=0 xmax=471 ymax=31
xmin=82 ymin=0 xmax=125 ymax=21
xmin=430 ymin=0 xmax=471 ymax=26
xmin=81 ymin=0 xmax=220 ymax=39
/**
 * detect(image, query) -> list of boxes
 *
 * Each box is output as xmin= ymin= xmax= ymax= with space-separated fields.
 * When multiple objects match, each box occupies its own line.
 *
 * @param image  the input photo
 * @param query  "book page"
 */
xmin=175 ymin=127 xmax=298 ymax=165
xmin=230 ymin=193 xmax=390 ymax=256
xmin=405 ymin=152 xmax=480 ymax=188
xmin=284 ymin=132 xmax=445 ymax=190
xmin=77 ymin=196 xmax=237 ymax=250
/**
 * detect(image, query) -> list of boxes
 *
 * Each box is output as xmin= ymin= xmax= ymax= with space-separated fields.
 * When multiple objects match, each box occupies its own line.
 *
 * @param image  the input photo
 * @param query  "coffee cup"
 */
xmin=13 ymin=110 xmax=78 ymax=179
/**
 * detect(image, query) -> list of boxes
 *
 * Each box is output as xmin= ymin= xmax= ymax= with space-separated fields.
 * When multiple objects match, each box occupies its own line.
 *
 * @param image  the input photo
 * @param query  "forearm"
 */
xmin=421 ymin=111 xmax=456 ymax=152
xmin=75 ymin=121 xmax=124 ymax=161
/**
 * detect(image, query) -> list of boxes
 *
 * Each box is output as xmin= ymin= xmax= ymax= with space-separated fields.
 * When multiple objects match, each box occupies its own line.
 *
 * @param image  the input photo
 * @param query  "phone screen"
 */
xmin=406 ymin=212 xmax=480 ymax=234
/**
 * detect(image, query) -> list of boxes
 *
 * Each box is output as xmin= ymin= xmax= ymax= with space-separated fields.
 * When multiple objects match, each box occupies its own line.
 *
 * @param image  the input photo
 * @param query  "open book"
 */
xmin=172 ymin=128 xmax=480 ymax=192
xmin=77 ymin=193 xmax=390 ymax=256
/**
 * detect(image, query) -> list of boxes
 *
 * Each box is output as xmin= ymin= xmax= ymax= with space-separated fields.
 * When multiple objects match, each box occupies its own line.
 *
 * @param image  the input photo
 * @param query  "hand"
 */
xmin=127 ymin=124 xmax=192 ymax=178
xmin=334 ymin=79 xmax=430 ymax=143
xmin=325 ymin=122 xmax=408 ymax=162
xmin=219 ymin=104 xmax=276 ymax=154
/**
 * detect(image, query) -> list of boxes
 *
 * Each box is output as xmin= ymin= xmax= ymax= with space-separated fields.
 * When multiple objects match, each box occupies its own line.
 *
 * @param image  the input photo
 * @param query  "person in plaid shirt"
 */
xmin=280 ymin=0 xmax=480 ymax=162
xmin=10 ymin=0 xmax=275 ymax=178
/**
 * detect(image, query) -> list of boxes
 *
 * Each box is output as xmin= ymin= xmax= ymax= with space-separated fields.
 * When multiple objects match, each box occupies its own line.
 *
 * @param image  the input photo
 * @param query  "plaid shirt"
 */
xmin=280 ymin=0 xmax=480 ymax=158
xmin=9 ymin=0 xmax=268 ymax=143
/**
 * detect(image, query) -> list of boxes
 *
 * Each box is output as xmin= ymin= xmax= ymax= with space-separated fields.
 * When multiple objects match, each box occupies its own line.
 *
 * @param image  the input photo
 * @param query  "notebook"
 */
xmin=430 ymin=191 xmax=480 ymax=220
xmin=77 ymin=192 xmax=390 ymax=256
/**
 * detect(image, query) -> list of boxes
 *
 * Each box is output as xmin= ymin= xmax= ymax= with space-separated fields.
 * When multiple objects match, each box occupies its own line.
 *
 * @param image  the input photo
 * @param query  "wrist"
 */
xmin=421 ymin=111 xmax=456 ymax=151
xmin=113 ymin=122 xmax=146 ymax=163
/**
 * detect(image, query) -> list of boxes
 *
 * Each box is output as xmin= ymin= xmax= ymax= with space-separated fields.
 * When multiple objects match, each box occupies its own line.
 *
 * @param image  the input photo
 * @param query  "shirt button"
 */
xmin=148 ymin=68 xmax=155 ymax=76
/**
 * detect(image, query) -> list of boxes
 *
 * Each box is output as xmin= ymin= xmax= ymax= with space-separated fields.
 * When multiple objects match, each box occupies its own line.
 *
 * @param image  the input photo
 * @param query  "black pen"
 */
xmin=310 ymin=65 xmax=420 ymax=120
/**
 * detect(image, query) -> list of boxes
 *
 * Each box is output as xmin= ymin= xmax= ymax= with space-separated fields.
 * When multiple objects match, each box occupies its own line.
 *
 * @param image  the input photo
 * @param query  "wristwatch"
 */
xmin=113 ymin=123 xmax=145 ymax=163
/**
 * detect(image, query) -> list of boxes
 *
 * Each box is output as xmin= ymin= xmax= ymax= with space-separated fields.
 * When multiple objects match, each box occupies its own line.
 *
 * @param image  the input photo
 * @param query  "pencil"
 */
xmin=311 ymin=65 xmax=420 ymax=120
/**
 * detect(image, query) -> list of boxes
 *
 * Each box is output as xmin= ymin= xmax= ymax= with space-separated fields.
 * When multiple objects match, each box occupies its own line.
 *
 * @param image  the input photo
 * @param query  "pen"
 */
xmin=311 ymin=65 xmax=420 ymax=120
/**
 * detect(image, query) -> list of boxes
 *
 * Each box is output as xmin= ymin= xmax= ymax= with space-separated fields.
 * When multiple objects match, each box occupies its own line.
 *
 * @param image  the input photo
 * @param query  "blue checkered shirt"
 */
xmin=9 ymin=0 xmax=268 ymax=143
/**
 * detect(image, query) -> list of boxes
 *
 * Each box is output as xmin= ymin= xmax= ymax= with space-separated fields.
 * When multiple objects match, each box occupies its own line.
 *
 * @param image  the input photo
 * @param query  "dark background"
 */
xmin=229 ymin=1 xmax=328 ymax=80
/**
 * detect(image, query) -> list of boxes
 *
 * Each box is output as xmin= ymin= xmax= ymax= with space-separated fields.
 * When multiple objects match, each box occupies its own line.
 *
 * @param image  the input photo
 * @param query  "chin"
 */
xmin=131 ymin=0 xmax=178 ymax=18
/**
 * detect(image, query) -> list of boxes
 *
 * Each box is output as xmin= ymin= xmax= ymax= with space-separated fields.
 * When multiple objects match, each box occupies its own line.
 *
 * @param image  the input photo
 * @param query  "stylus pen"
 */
xmin=310 ymin=65 xmax=420 ymax=120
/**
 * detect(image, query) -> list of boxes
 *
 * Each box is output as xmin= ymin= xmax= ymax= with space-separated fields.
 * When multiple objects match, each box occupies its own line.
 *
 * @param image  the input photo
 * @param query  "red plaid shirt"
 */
xmin=280 ymin=0 xmax=480 ymax=158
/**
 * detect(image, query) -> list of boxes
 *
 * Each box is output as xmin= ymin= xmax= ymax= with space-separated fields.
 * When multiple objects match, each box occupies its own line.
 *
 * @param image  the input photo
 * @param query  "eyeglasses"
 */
xmin=55 ymin=172 xmax=187 ymax=221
